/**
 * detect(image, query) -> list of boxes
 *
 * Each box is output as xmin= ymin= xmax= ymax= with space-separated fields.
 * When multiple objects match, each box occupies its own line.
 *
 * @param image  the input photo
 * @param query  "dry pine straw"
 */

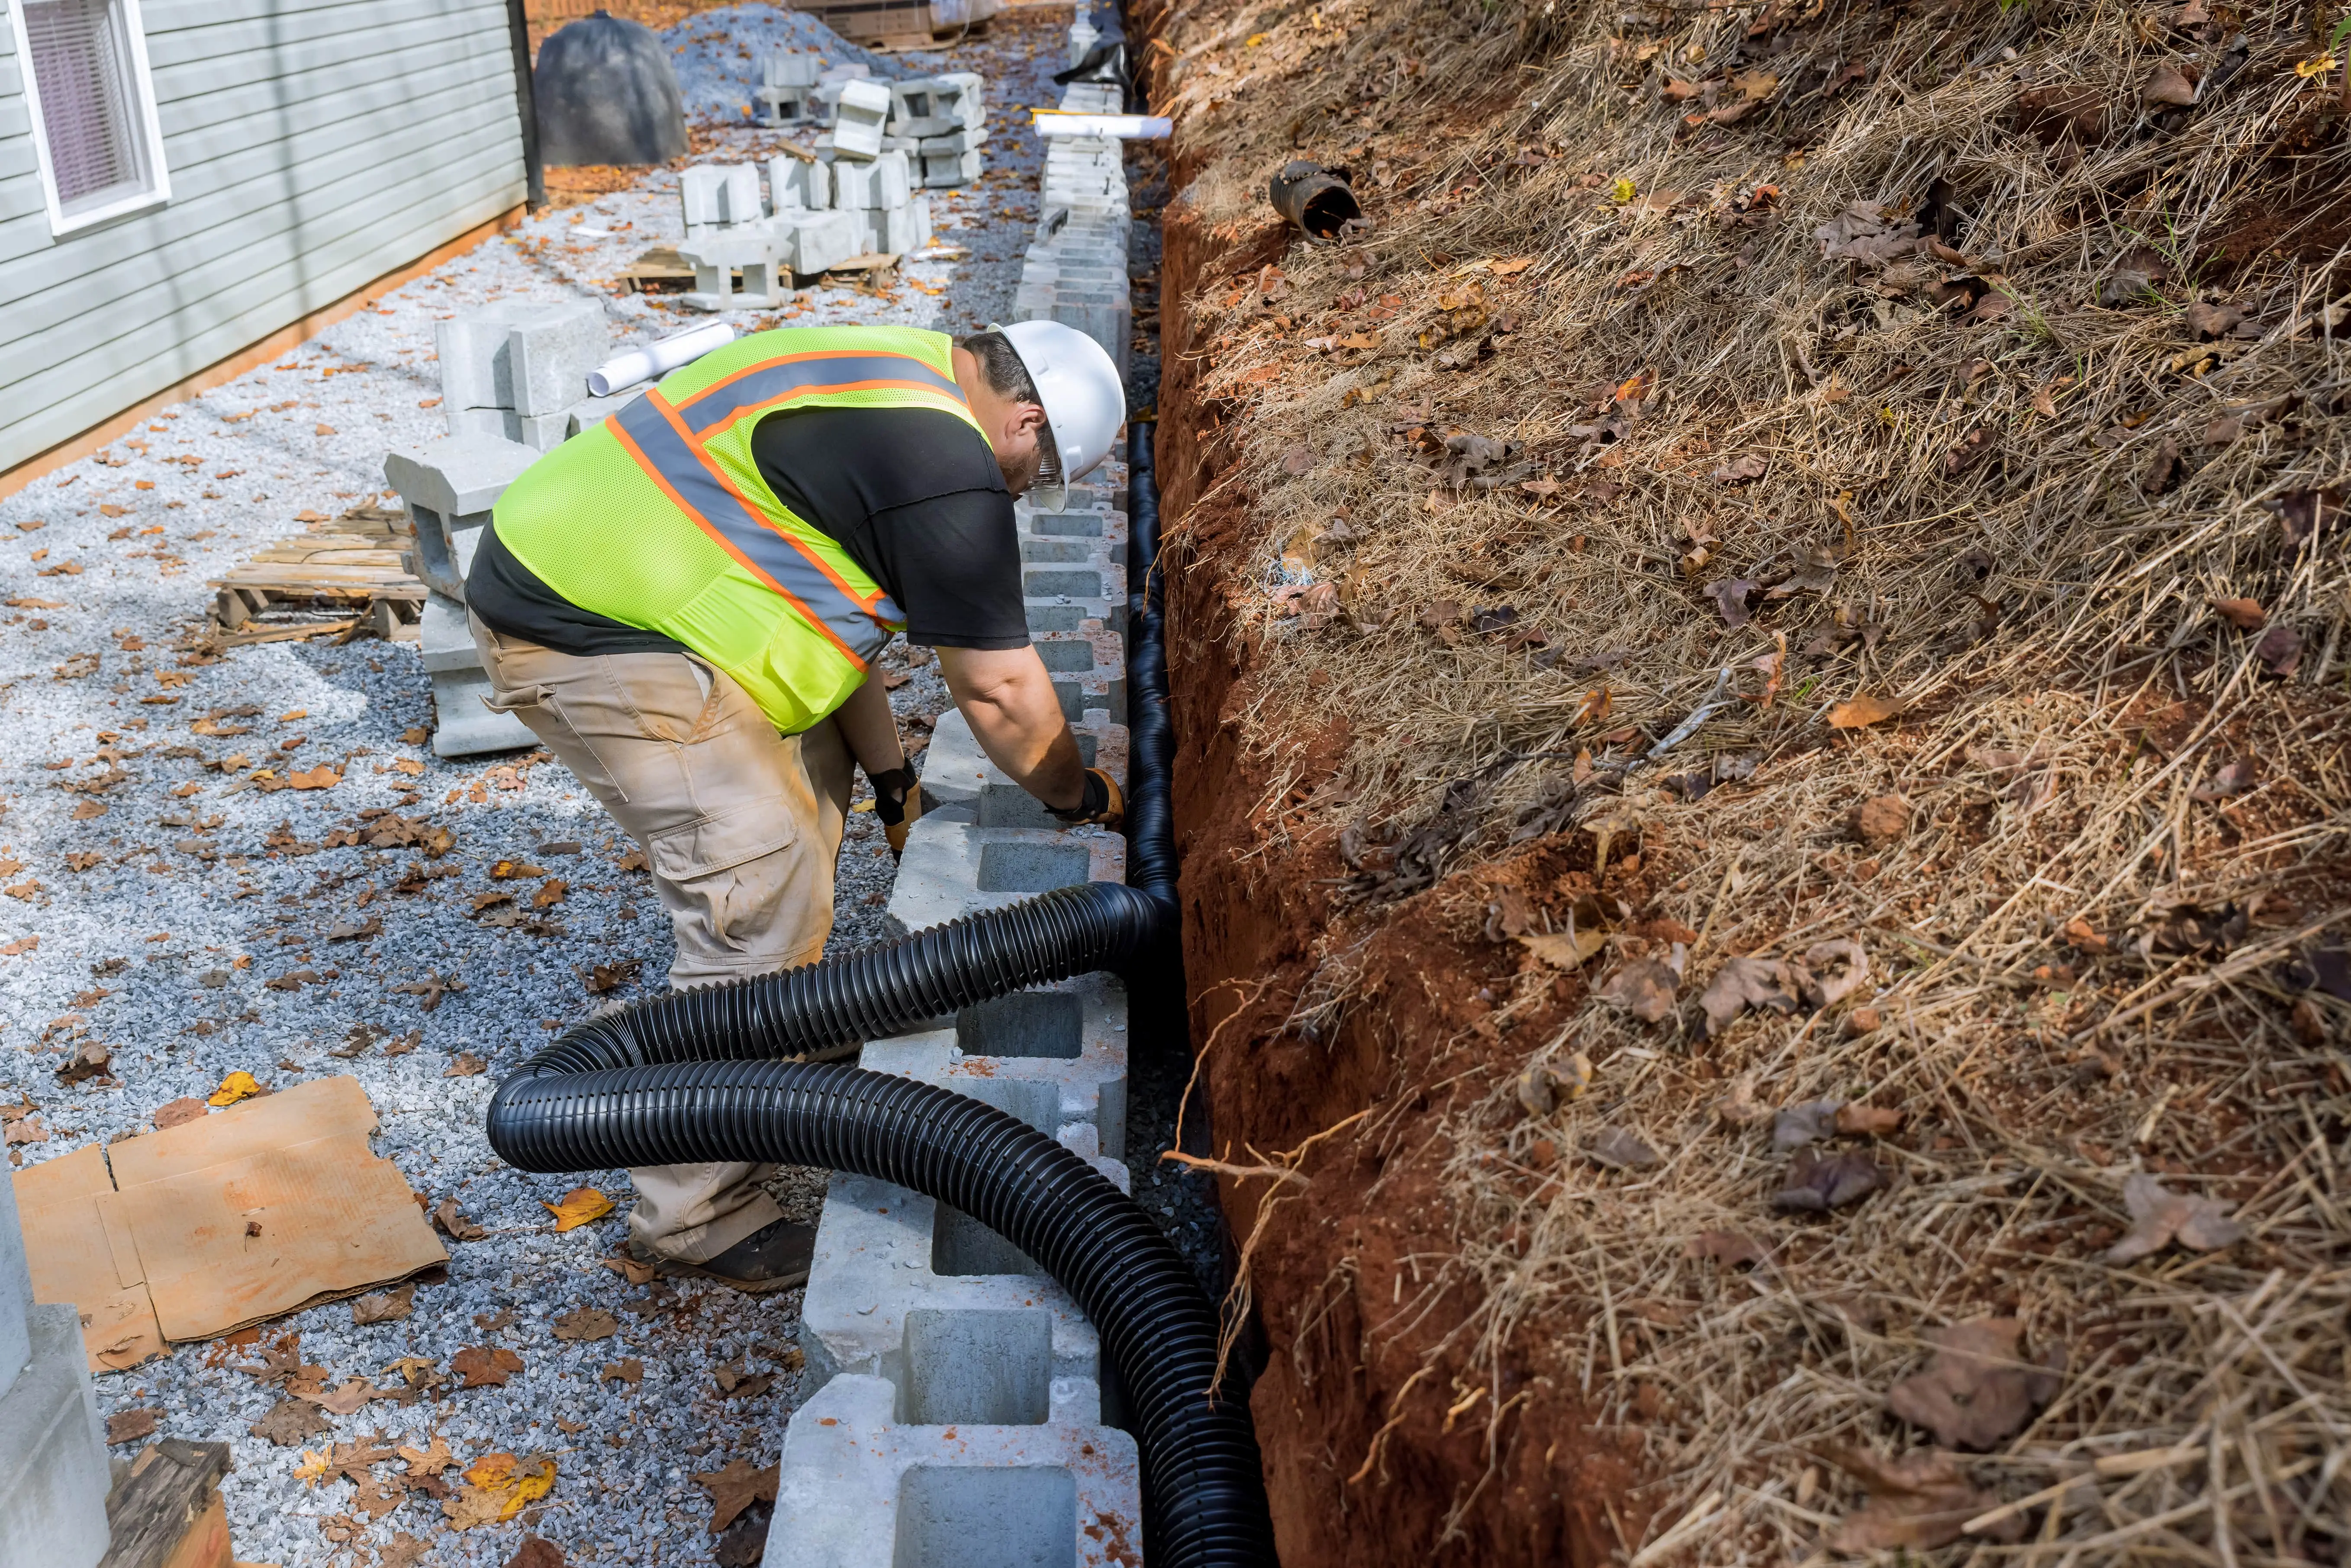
xmin=1153 ymin=0 xmax=2349 ymax=1557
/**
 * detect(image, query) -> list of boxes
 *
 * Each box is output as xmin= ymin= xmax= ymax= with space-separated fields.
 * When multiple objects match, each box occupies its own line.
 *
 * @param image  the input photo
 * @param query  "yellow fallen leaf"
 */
xmin=208 ymin=1070 xmax=261 ymax=1107
xmin=293 ymin=1449 xmax=332 ymax=1484
xmin=445 ymin=1452 xmax=557 ymax=1529
xmin=1489 ymin=255 xmax=1535 ymax=276
xmin=543 ymin=1187 xmax=615 ymax=1231
xmin=1827 ymin=693 xmax=1902 ymax=729
xmin=2294 ymin=53 xmax=2338 ymax=77
xmin=1610 ymin=177 xmax=1636 ymax=204
xmin=1517 ymin=929 xmax=1610 ymax=969
xmin=286 ymin=765 xmax=341 ymax=790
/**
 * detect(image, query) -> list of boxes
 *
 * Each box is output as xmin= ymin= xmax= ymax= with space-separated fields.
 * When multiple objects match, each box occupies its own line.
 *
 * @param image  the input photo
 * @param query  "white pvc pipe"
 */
xmin=587 ymin=321 xmax=738 ymax=398
xmin=1031 ymin=112 xmax=1172 ymax=140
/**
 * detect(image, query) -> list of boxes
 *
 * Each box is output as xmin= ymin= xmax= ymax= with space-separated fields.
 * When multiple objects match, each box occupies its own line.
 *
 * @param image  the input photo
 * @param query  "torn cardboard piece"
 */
xmin=11 ymin=1077 xmax=447 ymax=1371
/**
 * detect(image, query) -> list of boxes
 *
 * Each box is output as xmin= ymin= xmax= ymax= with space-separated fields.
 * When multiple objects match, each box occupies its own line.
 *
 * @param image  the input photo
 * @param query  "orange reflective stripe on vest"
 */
xmin=603 ymin=345 xmax=967 ymax=659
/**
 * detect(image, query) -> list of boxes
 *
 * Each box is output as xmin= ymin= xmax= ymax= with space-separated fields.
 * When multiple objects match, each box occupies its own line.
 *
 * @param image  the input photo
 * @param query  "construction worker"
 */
xmin=463 ymin=321 xmax=1127 ymax=1291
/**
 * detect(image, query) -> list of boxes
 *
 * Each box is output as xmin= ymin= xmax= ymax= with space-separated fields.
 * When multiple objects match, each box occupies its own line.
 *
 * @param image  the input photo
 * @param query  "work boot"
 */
xmin=657 ymin=1218 xmax=816 ymax=1293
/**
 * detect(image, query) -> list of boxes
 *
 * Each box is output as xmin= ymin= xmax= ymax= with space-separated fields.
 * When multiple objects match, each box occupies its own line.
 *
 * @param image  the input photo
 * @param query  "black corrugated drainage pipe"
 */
xmin=486 ymin=425 xmax=1276 ymax=1565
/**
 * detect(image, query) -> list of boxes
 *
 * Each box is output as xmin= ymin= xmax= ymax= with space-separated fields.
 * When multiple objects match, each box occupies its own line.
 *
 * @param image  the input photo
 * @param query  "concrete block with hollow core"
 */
xmin=765 ymin=1371 xmax=1140 ymax=1568
xmin=883 ymin=817 xmax=1123 ymax=937
xmin=384 ymin=435 xmax=539 ymax=602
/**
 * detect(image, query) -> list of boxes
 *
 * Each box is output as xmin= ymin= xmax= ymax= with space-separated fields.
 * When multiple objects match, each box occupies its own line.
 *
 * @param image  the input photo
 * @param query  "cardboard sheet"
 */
xmin=12 ymin=1143 xmax=166 ymax=1372
xmin=10 ymin=1076 xmax=447 ymax=1369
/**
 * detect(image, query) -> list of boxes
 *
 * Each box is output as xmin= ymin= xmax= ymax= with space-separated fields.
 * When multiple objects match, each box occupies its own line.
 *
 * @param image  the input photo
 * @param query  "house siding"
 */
xmin=0 ymin=0 xmax=527 ymax=471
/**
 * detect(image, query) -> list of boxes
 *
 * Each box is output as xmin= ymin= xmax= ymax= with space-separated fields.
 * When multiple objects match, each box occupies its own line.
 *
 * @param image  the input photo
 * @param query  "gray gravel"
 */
xmin=0 ymin=10 xmax=1075 ymax=1568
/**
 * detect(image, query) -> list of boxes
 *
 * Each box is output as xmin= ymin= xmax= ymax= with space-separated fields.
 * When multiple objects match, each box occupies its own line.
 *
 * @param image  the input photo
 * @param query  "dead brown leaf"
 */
xmin=1835 ymin=1103 xmax=1905 ymax=1137
xmin=153 ymin=1096 xmax=208 ymax=1129
xmin=601 ymin=1357 xmax=644 ymax=1386
xmin=443 ymin=1053 xmax=487 ymax=1079
xmin=1699 ymin=956 xmax=1805 ymax=1034
xmin=1829 ymin=1446 xmax=2018 ymax=1551
xmin=1887 ymin=1319 xmax=2065 ymax=1449
xmin=450 ymin=1345 xmax=524 ymax=1388
xmin=1710 ymin=454 xmax=1768 ymax=486
xmin=2105 ymin=1172 xmax=2245 ymax=1262
xmin=695 ymin=1458 xmax=780 ymax=1533
xmin=2255 ymin=624 xmax=2303 ymax=678
xmin=2209 ymin=595 xmax=2265 ymax=630
xmin=1827 ymin=693 xmax=1901 ymax=728
xmin=586 ymin=959 xmax=642 ymax=994
xmin=2144 ymin=62 xmax=2199 ymax=105
xmin=1597 ymin=957 xmax=1681 ymax=1023
xmin=553 ymin=1307 xmax=619 ymax=1343
xmin=435 ymin=1198 xmax=489 ymax=1241
xmin=1774 ymin=1147 xmax=1886 ymax=1211
xmin=248 ymin=1398 xmax=331 ymax=1446
xmin=351 ymin=1285 xmax=415 ymax=1326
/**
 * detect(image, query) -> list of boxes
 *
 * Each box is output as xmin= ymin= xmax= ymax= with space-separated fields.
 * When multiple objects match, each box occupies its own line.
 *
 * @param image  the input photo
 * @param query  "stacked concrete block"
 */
xmin=756 ymin=50 xmax=823 ymax=124
xmin=919 ymin=706 xmax=1127 ymax=832
xmin=770 ymin=153 xmax=831 ymax=212
xmin=769 ymin=1372 xmax=1140 ymax=1568
xmin=831 ymin=78 xmax=893 ymax=161
xmin=382 ymin=436 xmax=541 ymax=758
xmin=437 ymin=301 xmax=608 ymax=452
xmin=776 ymin=210 xmax=863 ymax=276
xmin=0 ymin=1165 xmax=112 ymax=1568
xmin=681 ymin=163 xmax=765 ymax=235
xmin=680 ymin=226 xmax=794 ymax=311
xmin=1011 ymin=78 xmax=1133 ymax=378
xmin=770 ymin=17 xmax=1145 ymax=1562
xmin=889 ymin=72 xmax=988 ymax=190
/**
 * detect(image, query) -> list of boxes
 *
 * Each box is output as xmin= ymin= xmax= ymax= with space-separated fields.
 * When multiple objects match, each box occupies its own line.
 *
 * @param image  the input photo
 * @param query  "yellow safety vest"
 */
xmin=491 ymin=325 xmax=984 ymax=733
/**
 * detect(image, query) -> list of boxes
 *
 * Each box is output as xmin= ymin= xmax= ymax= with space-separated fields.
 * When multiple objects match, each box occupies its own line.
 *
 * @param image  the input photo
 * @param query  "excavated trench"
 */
xmin=1134 ymin=20 xmax=1629 ymax=1566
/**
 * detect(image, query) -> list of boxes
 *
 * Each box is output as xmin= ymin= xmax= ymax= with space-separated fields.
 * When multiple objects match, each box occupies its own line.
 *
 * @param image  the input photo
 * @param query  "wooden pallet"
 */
xmin=207 ymin=504 xmax=423 ymax=645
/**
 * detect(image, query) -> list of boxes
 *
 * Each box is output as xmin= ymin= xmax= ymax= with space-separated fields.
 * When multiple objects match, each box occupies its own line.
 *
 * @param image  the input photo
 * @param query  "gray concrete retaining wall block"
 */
xmin=920 ymin=148 xmax=984 ymax=189
xmin=779 ymin=211 xmax=861 ymax=276
xmin=419 ymin=595 xmax=536 ymax=758
xmin=885 ymin=816 xmax=1124 ymax=936
xmin=384 ymin=435 xmax=540 ymax=601
xmin=833 ymin=151 xmax=911 ymax=211
xmin=1033 ymin=628 xmax=1126 ymax=725
xmin=437 ymin=302 xmax=607 ymax=421
xmin=766 ymin=1372 xmax=1140 ymax=1568
xmin=504 ymin=300 xmax=607 ymax=416
xmin=833 ymin=79 xmax=892 ymax=160
xmin=0 ymin=1304 xmax=110 ymax=1568
xmin=679 ymin=227 xmax=792 ymax=312
xmin=798 ymin=1167 xmax=1124 ymax=1401
xmin=681 ymin=163 xmax=765 ymax=235
xmin=771 ymin=154 xmax=831 ymax=211
xmin=863 ymin=971 xmax=1129 ymax=1160
xmin=917 ymin=708 xmax=1126 ymax=830
xmin=567 ymin=390 xmax=641 ymax=437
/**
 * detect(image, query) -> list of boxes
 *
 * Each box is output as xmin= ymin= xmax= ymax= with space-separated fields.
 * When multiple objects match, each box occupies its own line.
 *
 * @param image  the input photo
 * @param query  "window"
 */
xmin=11 ymin=0 xmax=170 ymax=235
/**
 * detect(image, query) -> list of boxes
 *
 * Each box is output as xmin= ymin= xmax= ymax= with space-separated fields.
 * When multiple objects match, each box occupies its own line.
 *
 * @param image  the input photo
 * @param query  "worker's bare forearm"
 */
xmin=834 ymin=667 xmax=907 ymax=779
xmin=935 ymin=645 xmax=1087 ymax=811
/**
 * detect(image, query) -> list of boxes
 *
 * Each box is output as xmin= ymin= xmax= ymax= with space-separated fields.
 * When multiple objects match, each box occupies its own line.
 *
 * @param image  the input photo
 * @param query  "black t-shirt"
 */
xmin=466 ymin=404 xmax=1031 ymax=655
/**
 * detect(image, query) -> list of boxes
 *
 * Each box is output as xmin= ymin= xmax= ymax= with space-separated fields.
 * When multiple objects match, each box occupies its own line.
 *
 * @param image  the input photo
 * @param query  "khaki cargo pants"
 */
xmin=470 ymin=612 xmax=852 ymax=1263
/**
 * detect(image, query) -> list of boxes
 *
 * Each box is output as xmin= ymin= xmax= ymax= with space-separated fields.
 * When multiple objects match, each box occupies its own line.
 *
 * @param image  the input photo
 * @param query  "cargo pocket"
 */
xmin=648 ymin=799 xmax=813 ymax=958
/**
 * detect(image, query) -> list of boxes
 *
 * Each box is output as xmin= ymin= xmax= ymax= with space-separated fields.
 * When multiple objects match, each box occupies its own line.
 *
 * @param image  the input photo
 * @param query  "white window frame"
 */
xmin=8 ymin=0 xmax=172 ymax=238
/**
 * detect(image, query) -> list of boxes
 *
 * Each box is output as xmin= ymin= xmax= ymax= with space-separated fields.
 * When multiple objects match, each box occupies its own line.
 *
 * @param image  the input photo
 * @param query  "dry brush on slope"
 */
xmin=1137 ymin=0 xmax=2351 ymax=1561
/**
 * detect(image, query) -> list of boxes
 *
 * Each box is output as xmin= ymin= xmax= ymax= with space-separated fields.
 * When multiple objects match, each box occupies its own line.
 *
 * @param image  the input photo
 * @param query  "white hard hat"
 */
xmin=992 ymin=320 xmax=1124 ymax=512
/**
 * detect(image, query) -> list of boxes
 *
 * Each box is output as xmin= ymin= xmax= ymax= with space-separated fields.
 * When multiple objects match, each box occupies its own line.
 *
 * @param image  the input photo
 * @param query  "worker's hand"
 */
xmin=1046 ymin=767 xmax=1123 ymax=831
xmin=868 ymin=766 xmax=923 ymax=859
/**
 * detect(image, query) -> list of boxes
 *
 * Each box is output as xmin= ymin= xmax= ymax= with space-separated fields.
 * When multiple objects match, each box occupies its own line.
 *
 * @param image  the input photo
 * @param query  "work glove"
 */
xmin=1046 ymin=767 xmax=1124 ymax=831
xmin=868 ymin=765 xmax=923 ymax=859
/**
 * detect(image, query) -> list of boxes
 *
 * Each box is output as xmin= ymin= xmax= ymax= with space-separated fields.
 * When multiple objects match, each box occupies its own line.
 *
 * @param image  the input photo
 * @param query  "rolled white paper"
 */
xmin=587 ymin=321 xmax=739 ymax=398
xmin=1030 ymin=112 xmax=1173 ymax=140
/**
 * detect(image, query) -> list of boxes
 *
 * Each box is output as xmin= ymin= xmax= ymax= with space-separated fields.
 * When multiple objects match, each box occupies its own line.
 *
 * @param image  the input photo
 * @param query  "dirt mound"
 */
xmin=1135 ymin=0 xmax=2350 ymax=1561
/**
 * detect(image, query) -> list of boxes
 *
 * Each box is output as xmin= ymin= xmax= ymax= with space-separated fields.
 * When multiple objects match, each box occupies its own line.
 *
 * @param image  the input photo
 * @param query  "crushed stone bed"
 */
xmin=0 ymin=7 xmax=1082 ymax=1566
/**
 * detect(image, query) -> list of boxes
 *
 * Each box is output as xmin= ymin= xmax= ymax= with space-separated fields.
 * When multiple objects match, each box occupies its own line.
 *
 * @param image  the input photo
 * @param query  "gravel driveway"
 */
xmin=0 ymin=8 xmax=1076 ymax=1566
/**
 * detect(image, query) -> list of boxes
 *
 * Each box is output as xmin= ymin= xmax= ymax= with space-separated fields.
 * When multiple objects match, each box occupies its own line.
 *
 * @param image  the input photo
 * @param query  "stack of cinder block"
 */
xmin=889 ymin=72 xmax=987 ymax=189
xmin=0 ymin=1168 xmax=112 ymax=1568
xmin=768 ymin=26 xmax=1144 ymax=1555
xmin=435 ymin=300 xmax=608 ymax=452
xmin=1010 ymin=74 xmax=1132 ymax=378
xmin=755 ymin=49 xmax=824 ymax=124
xmin=676 ymin=151 xmax=935 ymax=307
xmin=382 ymin=435 xmax=541 ymax=759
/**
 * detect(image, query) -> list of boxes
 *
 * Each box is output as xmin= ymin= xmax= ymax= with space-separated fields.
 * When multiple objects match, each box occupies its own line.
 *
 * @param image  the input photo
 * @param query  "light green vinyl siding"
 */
xmin=0 ymin=0 xmax=527 ymax=471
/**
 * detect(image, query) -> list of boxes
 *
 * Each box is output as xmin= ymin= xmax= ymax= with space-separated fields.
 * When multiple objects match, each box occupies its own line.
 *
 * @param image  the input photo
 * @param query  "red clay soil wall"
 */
xmin=1152 ymin=171 xmax=1642 ymax=1568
